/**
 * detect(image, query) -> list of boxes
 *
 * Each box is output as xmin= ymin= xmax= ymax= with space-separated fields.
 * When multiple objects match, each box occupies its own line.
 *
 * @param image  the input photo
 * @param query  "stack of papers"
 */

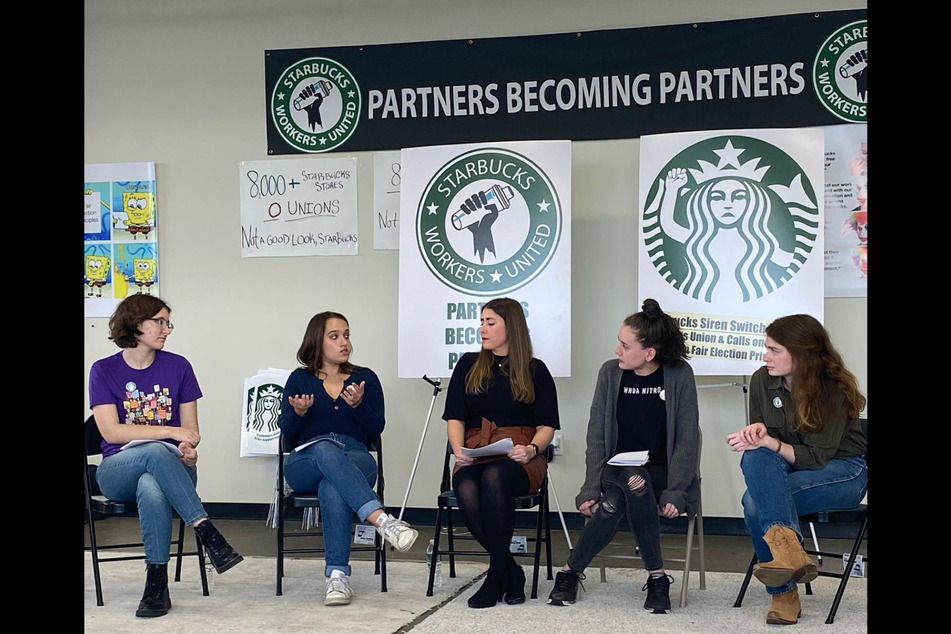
xmin=120 ymin=439 xmax=184 ymax=457
xmin=607 ymin=450 xmax=649 ymax=466
xmin=461 ymin=438 xmax=514 ymax=458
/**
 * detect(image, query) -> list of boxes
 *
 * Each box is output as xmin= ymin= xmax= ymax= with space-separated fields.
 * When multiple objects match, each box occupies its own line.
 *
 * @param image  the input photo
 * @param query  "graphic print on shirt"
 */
xmin=122 ymin=380 xmax=173 ymax=425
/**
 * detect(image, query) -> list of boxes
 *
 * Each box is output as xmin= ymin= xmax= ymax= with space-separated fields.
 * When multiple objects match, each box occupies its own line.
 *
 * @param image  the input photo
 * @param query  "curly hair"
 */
xmin=766 ymin=314 xmax=866 ymax=433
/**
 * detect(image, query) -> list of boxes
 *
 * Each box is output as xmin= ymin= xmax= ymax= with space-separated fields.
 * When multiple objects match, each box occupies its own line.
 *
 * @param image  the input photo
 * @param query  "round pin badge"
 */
xmin=659 ymin=389 xmax=666 ymax=401
xmin=772 ymin=396 xmax=783 ymax=409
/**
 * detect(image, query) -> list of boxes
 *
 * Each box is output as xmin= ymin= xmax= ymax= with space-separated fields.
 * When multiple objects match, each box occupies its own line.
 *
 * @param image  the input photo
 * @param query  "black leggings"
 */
xmin=452 ymin=459 xmax=531 ymax=572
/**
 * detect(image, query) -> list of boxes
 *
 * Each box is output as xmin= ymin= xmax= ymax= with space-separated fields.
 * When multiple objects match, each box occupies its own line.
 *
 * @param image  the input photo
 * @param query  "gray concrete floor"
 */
xmin=84 ymin=516 xmax=864 ymax=577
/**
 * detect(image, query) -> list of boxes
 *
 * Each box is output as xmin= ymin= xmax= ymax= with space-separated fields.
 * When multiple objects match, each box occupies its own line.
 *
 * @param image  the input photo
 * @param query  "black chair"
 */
xmin=733 ymin=418 xmax=868 ymax=624
xmin=426 ymin=442 xmax=554 ymax=598
xmin=594 ymin=428 xmax=706 ymax=607
xmin=275 ymin=433 xmax=387 ymax=595
xmin=84 ymin=415 xmax=209 ymax=606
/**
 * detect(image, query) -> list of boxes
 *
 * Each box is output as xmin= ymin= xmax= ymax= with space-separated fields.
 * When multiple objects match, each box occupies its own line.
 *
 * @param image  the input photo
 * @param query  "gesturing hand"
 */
xmin=288 ymin=394 xmax=315 ymax=416
xmin=340 ymin=381 xmax=365 ymax=408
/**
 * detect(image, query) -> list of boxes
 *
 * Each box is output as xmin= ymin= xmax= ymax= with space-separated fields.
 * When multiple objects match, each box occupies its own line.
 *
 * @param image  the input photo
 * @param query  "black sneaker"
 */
xmin=548 ymin=569 xmax=585 ymax=606
xmin=642 ymin=573 xmax=673 ymax=614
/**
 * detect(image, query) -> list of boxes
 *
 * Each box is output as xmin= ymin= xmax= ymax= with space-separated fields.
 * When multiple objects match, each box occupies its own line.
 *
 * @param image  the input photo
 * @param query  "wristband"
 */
xmin=530 ymin=443 xmax=540 ymax=457
xmin=775 ymin=439 xmax=783 ymax=453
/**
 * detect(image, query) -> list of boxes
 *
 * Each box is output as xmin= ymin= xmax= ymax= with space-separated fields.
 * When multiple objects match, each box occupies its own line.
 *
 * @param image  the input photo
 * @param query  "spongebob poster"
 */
xmin=84 ymin=162 xmax=159 ymax=317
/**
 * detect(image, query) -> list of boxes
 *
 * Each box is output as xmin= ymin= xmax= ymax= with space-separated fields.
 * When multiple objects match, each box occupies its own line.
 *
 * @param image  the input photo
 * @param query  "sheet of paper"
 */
xmin=120 ymin=439 xmax=184 ymax=457
xmin=461 ymin=437 xmax=515 ymax=458
xmin=607 ymin=450 xmax=649 ymax=466
xmin=293 ymin=437 xmax=346 ymax=453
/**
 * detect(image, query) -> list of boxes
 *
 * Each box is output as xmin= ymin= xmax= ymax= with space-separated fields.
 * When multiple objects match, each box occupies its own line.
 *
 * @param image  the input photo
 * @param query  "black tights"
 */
xmin=452 ymin=459 xmax=530 ymax=573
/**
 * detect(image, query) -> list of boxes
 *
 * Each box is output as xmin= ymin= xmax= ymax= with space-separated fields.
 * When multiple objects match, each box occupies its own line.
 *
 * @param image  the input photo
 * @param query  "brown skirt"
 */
xmin=453 ymin=417 xmax=548 ymax=493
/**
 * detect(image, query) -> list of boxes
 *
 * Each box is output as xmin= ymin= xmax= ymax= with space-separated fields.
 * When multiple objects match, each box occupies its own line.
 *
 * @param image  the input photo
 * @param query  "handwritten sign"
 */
xmin=373 ymin=151 xmax=401 ymax=250
xmin=239 ymin=157 xmax=358 ymax=257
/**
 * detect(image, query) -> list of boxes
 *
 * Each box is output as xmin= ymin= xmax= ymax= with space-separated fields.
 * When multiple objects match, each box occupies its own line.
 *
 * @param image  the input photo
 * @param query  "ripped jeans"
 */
xmin=741 ymin=448 xmax=867 ymax=595
xmin=567 ymin=464 xmax=668 ymax=572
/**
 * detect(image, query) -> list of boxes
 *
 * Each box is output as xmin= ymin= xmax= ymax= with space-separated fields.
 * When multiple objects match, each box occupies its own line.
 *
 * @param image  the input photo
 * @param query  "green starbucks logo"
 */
xmin=270 ymin=57 xmax=361 ymax=153
xmin=813 ymin=20 xmax=867 ymax=123
xmin=245 ymin=384 xmax=283 ymax=442
xmin=642 ymin=136 xmax=819 ymax=303
xmin=417 ymin=148 xmax=561 ymax=295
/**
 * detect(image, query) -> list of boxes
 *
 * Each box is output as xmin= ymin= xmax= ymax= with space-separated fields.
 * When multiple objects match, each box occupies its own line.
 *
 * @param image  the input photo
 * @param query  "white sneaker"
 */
xmin=324 ymin=570 xmax=352 ymax=606
xmin=376 ymin=515 xmax=419 ymax=552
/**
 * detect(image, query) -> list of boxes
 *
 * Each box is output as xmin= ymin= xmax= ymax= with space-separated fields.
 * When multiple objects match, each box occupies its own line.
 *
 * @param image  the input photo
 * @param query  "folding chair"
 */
xmin=83 ymin=415 xmax=209 ymax=606
xmin=275 ymin=432 xmax=387 ymax=595
xmin=426 ymin=442 xmax=553 ymax=598
xmin=733 ymin=419 xmax=868 ymax=624
xmin=594 ymin=428 xmax=705 ymax=607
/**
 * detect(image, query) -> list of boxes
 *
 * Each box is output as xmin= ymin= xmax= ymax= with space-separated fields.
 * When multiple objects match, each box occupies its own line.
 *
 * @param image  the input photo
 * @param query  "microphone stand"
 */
xmin=398 ymin=375 xmax=443 ymax=521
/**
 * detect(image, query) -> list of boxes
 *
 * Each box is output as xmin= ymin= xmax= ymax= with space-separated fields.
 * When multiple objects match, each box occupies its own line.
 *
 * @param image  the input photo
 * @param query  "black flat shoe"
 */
xmin=468 ymin=570 xmax=507 ymax=608
xmin=504 ymin=561 xmax=526 ymax=605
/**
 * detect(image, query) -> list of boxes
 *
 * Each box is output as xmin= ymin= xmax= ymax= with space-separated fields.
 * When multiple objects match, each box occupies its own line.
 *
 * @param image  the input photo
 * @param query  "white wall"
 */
xmin=84 ymin=0 xmax=868 ymax=519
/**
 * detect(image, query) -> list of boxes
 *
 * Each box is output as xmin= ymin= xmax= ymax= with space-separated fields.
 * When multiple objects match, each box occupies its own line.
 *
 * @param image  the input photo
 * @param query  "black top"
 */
xmin=442 ymin=351 xmax=561 ymax=430
xmin=615 ymin=366 xmax=667 ymax=465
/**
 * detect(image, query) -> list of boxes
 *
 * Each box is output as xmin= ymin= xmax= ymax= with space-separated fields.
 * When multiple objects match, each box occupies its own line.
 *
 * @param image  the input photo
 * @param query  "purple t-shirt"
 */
xmin=88 ymin=350 xmax=203 ymax=458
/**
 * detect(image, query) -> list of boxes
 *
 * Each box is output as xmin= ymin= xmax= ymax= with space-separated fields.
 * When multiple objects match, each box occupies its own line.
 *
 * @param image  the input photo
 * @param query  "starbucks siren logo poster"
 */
xmin=638 ymin=128 xmax=824 ymax=376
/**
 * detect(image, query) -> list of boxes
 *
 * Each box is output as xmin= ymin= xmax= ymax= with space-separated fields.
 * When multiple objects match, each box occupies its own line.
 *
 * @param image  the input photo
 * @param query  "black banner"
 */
xmin=264 ymin=9 xmax=867 ymax=154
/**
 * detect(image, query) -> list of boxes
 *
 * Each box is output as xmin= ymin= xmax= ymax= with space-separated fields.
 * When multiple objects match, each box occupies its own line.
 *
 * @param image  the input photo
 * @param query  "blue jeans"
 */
xmin=740 ymin=448 xmax=867 ymax=595
xmin=283 ymin=433 xmax=383 ymax=576
xmin=96 ymin=442 xmax=206 ymax=564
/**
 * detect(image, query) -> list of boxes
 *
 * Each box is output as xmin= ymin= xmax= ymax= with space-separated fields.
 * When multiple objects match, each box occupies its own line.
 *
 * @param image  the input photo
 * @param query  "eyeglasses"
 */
xmin=149 ymin=318 xmax=174 ymax=331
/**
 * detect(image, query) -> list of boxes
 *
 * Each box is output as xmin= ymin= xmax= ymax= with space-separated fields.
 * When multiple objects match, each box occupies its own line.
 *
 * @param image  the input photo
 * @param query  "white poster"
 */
xmin=240 ymin=368 xmax=291 ymax=457
xmin=398 ymin=140 xmax=572 ymax=378
xmin=373 ymin=151 xmax=401 ymax=250
xmin=84 ymin=162 xmax=159 ymax=318
xmin=638 ymin=128 xmax=825 ymax=376
xmin=822 ymin=124 xmax=867 ymax=297
xmin=239 ymin=157 xmax=358 ymax=257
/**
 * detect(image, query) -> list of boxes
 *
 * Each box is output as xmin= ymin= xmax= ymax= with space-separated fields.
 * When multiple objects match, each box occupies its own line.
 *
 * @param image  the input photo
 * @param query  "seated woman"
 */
xmin=547 ymin=299 xmax=699 ymax=614
xmin=726 ymin=313 xmax=867 ymax=626
xmin=280 ymin=311 xmax=418 ymax=607
xmin=443 ymin=297 xmax=560 ymax=608
xmin=89 ymin=295 xmax=243 ymax=619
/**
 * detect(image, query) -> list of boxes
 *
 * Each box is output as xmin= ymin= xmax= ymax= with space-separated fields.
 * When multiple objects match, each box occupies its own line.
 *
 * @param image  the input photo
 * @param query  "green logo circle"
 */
xmin=642 ymin=136 xmax=819 ymax=303
xmin=270 ymin=57 xmax=361 ymax=153
xmin=416 ymin=148 xmax=561 ymax=295
xmin=813 ymin=20 xmax=867 ymax=123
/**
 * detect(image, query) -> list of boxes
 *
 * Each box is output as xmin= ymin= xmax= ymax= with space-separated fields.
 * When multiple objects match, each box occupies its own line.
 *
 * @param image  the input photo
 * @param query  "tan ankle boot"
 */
xmin=753 ymin=525 xmax=818 ymax=586
xmin=766 ymin=586 xmax=801 ymax=625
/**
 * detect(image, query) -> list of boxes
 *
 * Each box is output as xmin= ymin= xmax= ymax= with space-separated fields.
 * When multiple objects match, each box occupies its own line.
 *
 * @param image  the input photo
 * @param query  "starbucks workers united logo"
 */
xmin=813 ymin=20 xmax=867 ymax=123
xmin=270 ymin=57 xmax=361 ymax=153
xmin=642 ymin=137 xmax=819 ymax=303
xmin=417 ymin=149 xmax=562 ymax=295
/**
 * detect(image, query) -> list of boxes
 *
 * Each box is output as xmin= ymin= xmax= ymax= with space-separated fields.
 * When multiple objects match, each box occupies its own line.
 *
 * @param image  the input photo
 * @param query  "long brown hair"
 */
xmin=622 ymin=298 xmax=689 ymax=366
xmin=465 ymin=298 xmax=535 ymax=403
xmin=766 ymin=314 xmax=865 ymax=433
xmin=296 ymin=311 xmax=358 ymax=377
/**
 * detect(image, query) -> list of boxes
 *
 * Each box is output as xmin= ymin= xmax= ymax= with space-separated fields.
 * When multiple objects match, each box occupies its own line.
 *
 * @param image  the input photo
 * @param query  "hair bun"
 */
xmin=641 ymin=298 xmax=662 ymax=318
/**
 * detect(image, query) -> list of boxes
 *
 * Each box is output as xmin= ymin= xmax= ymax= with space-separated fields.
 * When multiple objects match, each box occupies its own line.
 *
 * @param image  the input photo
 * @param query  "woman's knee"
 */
xmin=135 ymin=473 xmax=168 ymax=506
xmin=596 ymin=488 xmax=625 ymax=516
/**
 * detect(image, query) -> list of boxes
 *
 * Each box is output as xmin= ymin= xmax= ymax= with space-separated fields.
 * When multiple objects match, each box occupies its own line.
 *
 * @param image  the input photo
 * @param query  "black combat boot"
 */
xmin=193 ymin=519 xmax=244 ymax=574
xmin=135 ymin=563 xmax=171 ymax=618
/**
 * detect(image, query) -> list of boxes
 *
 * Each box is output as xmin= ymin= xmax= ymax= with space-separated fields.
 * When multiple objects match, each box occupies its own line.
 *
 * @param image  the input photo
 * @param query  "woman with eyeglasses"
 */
xmin=89 ymin=294 xmax=243 ymax=619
